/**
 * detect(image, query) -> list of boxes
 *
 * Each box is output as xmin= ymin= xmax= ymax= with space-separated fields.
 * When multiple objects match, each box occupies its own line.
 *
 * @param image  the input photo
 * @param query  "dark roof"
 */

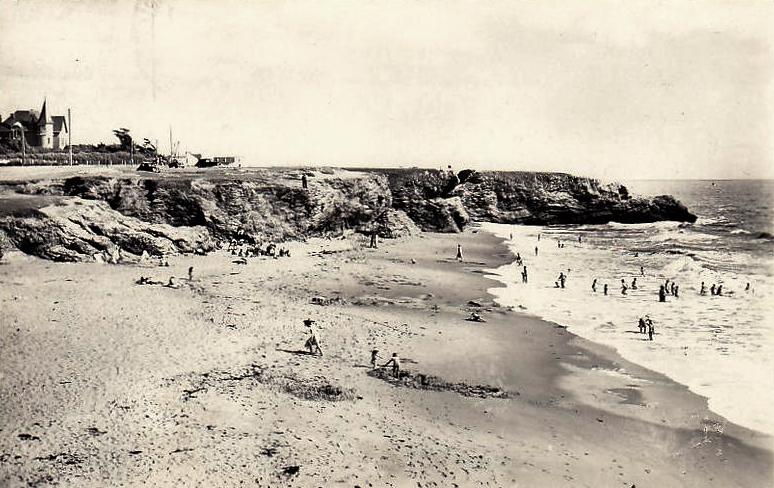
xmin=38 ymin=100 xmax=52 ymax=124
xmin=3 ymin=110 xmax=39 ymax=127
xmin=52 ymin=115 xmax=67 ymax=133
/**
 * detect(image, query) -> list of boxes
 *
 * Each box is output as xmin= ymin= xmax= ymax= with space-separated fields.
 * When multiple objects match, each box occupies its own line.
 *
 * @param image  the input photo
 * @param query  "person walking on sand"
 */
xmin=638 ymin=317 xmax=646 ymax=334
xmin=370 ymin=349 xmax=379 ymax=368
xmin=456 ymin=244 xmax=463 ymax=262
xmin=383 ymin=353 xmax=401 ymax=378
xmin=640 ymin=266 xmax=645 ymax=277
xmin=592 ymin=278 xmax=597 ymax=293
xmin=603 ymin=284 xmax=608 ymax=296
xmin=647 ymin=321 xmax=655 ymax=341
xmin=303 ymin=319 xmax=322 ymax=356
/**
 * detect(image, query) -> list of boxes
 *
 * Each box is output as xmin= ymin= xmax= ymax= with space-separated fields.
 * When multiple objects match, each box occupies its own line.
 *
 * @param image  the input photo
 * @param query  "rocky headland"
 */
xmin=0 ymin=167 xmax=696 ymax=261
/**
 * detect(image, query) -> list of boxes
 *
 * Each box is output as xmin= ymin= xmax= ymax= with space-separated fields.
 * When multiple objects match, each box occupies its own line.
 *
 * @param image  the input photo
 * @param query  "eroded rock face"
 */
xmin=0 ymin=198 xmax=215 ymax=262
xmin=0 ymin=168 xmax=697 ymax=261
xmin=376 ymin=169 xmax=696 ymax=230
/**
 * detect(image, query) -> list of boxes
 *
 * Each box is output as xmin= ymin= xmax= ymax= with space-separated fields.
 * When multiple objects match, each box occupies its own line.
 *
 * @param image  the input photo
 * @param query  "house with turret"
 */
xmin=0 ymin=100 xmax=69 ymax=150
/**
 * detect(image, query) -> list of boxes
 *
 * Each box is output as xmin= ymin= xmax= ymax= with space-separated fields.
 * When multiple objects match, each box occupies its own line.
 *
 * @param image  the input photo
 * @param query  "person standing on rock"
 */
xmin=456 ymin=244 xmax=463 ymax=262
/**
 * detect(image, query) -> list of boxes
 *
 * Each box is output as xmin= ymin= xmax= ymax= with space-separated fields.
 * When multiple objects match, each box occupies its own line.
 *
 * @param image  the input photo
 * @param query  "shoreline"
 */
xmin=0 ymin=227 xmax=771 ymax=486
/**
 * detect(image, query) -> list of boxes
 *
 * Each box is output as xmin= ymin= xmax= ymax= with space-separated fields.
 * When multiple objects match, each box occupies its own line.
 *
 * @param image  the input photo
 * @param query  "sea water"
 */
xmin=484 ymin=179 xmax=774 ymax=436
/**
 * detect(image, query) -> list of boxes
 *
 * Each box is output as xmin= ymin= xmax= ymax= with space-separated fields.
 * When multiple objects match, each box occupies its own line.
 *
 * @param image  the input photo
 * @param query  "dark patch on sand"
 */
xmin=367 ymin=368 xmax=509 ymax=399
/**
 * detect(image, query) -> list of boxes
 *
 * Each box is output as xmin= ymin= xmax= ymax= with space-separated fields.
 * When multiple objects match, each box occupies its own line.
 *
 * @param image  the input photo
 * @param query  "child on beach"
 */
xmin=382 ymin=353 xmax=401 ymax=378
xmin=303 ymin=319 xmax=322 ymax=356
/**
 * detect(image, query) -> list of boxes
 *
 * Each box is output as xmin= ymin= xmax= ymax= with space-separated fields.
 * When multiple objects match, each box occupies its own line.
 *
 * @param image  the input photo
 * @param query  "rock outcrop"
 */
xmin=0 ymin=167 xmax=697 ymax=261
xmin=0 ymin=197 xmax=215 ymax=262
xmin=376 ymin=169 xmax=696 ymax=230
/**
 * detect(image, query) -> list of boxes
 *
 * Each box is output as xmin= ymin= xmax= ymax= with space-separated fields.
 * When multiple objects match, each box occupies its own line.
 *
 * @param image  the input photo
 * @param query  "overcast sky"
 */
xmin=1 ymin=0 xmax=772 ymax=179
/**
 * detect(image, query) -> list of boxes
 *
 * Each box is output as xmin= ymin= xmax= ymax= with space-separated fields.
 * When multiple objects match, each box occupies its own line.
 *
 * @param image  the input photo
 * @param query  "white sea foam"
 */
xmin=484 ymin=222 xmax=774 ymax=436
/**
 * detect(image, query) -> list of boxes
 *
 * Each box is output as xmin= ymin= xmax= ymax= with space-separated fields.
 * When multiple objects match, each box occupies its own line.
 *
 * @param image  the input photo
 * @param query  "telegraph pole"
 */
xmin=68 ymin=108 xmax=73 ymax=165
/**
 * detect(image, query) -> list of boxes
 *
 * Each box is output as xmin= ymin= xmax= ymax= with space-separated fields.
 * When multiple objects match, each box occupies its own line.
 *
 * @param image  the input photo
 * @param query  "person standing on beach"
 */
xmin=370 ymin=349 xmax=379 ymax=368
xmin=620 ymin=279 xmax=628 ymax=295
xmin=659 ymin=285 xmax=666 ymax=302
xmin=301 ymin=174 xmax=308 ymax=189
xmin=303 ymin=319 xmax=322 ymax=356
xmin=710 ymin=284 xmax=716 ymax=295
xmin=188 ymin=266 xmax=194 ymax=281
xmin=369 ymin=229 xmax=378 ymax=249
xmin=700 ymin=282 xmax=707 ymax=295
xmin=638 ymin=317 xmax=646 ymax=334
xmin=578 ymin=235 xmax=582 ymax=244
xmin=640 ymin=266 xmax=645 ymax=276
xmin=534 ymin=246 xmax=539 ymax=256
xmin=592 ymin=279 xmax=597 ymax=292
xmin=537 ymin=233 xmax=541 ymax=241
xmin=674 ymin=285 xmax=679 ymax=298
xmin=631 ymin=277 xmax=638 ymax=290
xmin=382 ymin=353 xmax=401 ymax=378
xmin=716 ymin=285 xmax=723 ymax=296
xmin=522 ymin=266 xmax=528 ymax=283
xmin=558 ymin=272 xmax=566 ymax=288
xmin=647 ymin=321 xmax=655 ymax=341
xmin=456 ymin=244 xmax=463 ymax=262
xmin=603 ymin=284 xmax=608 ymax=295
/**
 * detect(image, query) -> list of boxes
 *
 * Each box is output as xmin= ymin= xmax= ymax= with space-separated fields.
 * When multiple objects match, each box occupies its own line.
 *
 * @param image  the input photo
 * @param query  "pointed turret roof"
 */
xmin=37 ymin=99 xmax=52 ymax=125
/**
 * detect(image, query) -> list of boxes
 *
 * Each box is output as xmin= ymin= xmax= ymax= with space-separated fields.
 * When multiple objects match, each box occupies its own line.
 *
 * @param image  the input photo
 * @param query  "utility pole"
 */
xmin=68 ymin=108 xmax=73 ymax=165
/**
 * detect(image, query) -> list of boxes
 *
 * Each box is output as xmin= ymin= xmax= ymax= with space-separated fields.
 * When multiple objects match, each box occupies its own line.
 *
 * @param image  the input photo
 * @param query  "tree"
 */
xmin=113 ymin=128 xmax=133 ymax=151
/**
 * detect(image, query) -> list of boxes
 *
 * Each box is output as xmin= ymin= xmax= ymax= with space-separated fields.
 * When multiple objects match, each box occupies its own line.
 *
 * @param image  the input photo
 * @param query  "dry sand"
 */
xmin=1 ymin=228 xmax=771 ymax=487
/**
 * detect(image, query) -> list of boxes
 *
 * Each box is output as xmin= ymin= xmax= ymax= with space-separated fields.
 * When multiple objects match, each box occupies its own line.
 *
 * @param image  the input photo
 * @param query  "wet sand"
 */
xmin=0 ymin=228 xmax=771 ymax=486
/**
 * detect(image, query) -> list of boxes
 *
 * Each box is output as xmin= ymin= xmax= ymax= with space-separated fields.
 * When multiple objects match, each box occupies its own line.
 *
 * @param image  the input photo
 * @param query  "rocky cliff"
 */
xmin=372 ymin=169 xmax=696 ymax=231
xmin=0 ymin=167 xmax=696 ymax=261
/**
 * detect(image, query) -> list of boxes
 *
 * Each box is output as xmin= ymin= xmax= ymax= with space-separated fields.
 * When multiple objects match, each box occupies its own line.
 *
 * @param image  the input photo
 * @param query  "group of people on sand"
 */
xmin=229 ymin=239 xmax=291 ymax=259
xmin=136 ymin=266 xmax=195 ymax=289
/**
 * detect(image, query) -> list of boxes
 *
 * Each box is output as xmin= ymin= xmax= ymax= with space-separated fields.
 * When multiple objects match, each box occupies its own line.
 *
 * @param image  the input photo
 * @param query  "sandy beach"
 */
xmin=1 ymin=227 xmax=771 ymax=487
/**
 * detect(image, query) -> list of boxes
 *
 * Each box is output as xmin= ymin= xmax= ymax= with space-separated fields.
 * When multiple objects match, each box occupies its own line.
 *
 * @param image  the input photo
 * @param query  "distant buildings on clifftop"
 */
xmin=0 ymin=100 xmax=69 ymax=150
